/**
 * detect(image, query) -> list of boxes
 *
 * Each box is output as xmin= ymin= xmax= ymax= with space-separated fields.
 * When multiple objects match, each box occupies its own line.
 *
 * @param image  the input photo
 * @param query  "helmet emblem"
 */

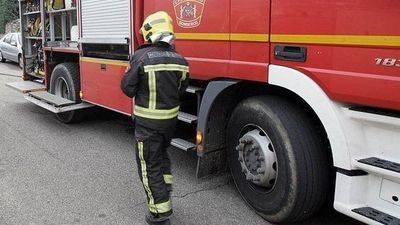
xmin=173 ymin=0 xmax=206 ymax=28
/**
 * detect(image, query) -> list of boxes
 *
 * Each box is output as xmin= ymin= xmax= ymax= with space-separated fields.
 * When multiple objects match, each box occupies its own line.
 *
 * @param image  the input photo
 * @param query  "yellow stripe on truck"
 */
xmin=230 ymin=33 xmax=269 ymax=42
xmin=176 ymin=33 xmax=230 ymax=41
xmin=271 ymin=34 xmax=400 ymax=47
xmin=175 ymin=33 xmax=400 ymax=47
xmin=175 ymin=33 xmax=269 ymax=42
xmin=80 ymin=57 xmax=129 ymax=67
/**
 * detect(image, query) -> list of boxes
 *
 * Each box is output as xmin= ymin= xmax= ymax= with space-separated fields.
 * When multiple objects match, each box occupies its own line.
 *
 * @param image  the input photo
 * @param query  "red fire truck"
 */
xmin=8 ymin=0 xmax=400 ymax=224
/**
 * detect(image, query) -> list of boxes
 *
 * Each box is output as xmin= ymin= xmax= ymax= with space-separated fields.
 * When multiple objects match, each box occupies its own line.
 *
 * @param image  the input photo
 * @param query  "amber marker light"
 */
xmin=196 ymin=130 xmax=204 ymax=154
xmin=79 ymin=91 xmax=83 ymax=99
xmin=196 ymin=130 xmax=203 ymax=145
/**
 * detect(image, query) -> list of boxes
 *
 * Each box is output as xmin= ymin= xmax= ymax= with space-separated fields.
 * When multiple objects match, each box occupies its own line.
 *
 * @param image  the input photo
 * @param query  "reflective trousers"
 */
xmin=135 ymin=124 xmax=174 ymax=217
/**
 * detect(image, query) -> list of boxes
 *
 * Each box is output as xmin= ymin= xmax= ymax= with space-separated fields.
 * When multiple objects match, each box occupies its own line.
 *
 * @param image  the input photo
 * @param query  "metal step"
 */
xmin=6 ymin=80 xmax=45 ymax=93
xmin=25 ymin=91 xmax=94 ymax=113
xmin=178 ymin=111 xmax=198 ymax=124
xmin=350 ymin=106 xmax=400 ymax=119
xmin=352 ymin=207 xmax=400 ymax=225
xmin=358 ymin=157 xmax=400 ymax=173
xmin=170 ymin=138 xmax=196 ymax=151
xmin=30 ymin=91 xmax=75 ymax=107
xmin=186 ymin=85 xmax=204 ymax=94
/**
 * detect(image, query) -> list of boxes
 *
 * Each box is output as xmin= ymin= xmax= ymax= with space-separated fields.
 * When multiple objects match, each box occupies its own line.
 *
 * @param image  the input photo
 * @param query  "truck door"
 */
xmin=143 ymin=0 xmax=231 ymax=80
xmin=270 ymin=0 xmax=400 ymax=111
xmin=230 ymin=0 xmax=270 ymax=82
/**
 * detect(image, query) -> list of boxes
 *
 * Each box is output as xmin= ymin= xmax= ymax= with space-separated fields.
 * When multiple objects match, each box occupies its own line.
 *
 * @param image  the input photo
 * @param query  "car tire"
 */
xmin=0 ymin=51 xmax=5 ymax=62
xmin=49 ymin=63 xmax=84 ymax=123
xmin=18 ymin=54 xmax=23 ymax=68
xmin=227 ymin=95 xmax=330 ymax=223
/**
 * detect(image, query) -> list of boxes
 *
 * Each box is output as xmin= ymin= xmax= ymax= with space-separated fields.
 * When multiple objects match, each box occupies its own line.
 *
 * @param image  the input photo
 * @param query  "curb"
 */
xmin=0 ymin=73 xmax=21 ymax=78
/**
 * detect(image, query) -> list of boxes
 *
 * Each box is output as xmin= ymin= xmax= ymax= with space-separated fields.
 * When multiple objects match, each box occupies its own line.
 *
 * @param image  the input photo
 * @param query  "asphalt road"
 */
xmin=0 ymin=62 xmax=364 ymax=225
xmin=0 ymin=61 xmax=21 ymax=77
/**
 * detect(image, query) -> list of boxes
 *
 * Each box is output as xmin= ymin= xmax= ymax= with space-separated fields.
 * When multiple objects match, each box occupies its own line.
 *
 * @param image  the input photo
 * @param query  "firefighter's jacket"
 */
xmin=121 ymin=42 xmax=189 ymax=130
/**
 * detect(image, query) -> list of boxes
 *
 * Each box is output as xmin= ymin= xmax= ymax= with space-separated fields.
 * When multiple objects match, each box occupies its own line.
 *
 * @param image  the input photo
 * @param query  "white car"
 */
xmin=0 ymin=33 xmax=23 ymax=68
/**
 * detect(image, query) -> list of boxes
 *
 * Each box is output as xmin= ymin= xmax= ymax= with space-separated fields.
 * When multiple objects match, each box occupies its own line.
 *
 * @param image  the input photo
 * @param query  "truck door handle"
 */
xmin=274 ymin=45 xmax=307 ymax=62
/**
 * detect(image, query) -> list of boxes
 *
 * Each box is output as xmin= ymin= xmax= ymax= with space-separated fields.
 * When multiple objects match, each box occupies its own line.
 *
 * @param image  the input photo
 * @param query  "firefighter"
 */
xmin=120 ymin=11 xmax=189 ymax=225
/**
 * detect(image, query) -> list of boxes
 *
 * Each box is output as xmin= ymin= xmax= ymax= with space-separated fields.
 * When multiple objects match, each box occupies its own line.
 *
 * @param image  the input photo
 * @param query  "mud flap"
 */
xmin=196 ymin=149 xmax=227 ymax=178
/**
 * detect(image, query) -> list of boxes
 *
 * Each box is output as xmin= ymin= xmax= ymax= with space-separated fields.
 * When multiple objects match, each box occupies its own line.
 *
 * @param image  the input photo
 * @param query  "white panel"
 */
xmin=334 ymin=173 xmax=400 ymax=224
xmin=81 ymin=0 xmax=130 ymax=43
xmin=268 ymin=65 xmax=350 ymax=169
xmin=269 ymin=65 xmax=400 ymax=170
xmin=380 ymin=179 xmax=400 ymax=207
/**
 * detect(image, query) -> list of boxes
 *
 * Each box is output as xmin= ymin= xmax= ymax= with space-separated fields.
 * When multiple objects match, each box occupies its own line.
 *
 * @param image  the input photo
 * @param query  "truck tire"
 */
xmin=227 ymin=96 xmax=330 ymax=223
xmin=49 ymin=63 xmax=83 ymax=123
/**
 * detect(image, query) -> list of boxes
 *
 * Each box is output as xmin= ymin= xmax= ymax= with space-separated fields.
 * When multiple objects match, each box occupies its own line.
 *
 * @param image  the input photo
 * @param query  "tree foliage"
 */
xmin=0 ymin=0 xmax=19 ymax=33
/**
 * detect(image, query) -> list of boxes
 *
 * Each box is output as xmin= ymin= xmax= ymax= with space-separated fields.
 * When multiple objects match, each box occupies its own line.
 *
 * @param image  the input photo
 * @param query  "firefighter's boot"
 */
xmin=145 ymin=212 xmax=171 ymax=225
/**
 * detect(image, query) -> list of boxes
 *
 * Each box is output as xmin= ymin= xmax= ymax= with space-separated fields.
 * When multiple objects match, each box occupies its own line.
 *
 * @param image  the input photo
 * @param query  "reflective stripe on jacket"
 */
xmin=121 ymin=42 xmax=189 ymax=126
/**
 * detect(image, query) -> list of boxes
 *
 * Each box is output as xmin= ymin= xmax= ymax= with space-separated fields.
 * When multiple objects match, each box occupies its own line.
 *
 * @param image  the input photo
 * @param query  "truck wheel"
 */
xmin=0 ymin=51 xmax=5 ymax=62
xmin=227 ymin=96 xmax=330 ymax=223
xmin=49 ymin=63 xmax=83 ymax=123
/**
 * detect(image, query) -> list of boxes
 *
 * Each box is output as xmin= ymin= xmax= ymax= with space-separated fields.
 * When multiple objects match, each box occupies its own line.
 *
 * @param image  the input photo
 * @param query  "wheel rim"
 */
xmin=236 ymin=124 xmax=278 ymax=191
xmin=54 ymin=77 xmax=70 ymax=99
xmin=0 ymin=52 xmax=3 ymax=61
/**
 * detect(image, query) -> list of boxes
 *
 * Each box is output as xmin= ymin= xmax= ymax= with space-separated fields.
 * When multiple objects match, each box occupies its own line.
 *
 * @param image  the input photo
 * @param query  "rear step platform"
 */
xmin=358 ymin=157 xmax=400 ymax=173
xmin=30 ymin=91 xmax=75 ymax=107
xmin=178 ymin=111 xmax=198 ymax=124
xmin=171 ymin=138 xmax=196 ymax=151
xmin=25 ymin=91 xmax=93 ymax=113
xmin=6 ymin=81 xmax=46 ymax=93
xmin=352 ymin=207 xmax=400 ymax=225
xmin=186 ymin=85 xmax=204 ymax=94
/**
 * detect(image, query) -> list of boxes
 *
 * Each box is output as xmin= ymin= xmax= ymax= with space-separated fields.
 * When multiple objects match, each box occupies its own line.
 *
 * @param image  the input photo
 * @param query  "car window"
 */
xmin=11 ymin=34 xmax=17 ymax=44
xmin=0 ymin=34 xmax=7 ymax=42
xmin=4 ymin=34 xmax=11 ymax=43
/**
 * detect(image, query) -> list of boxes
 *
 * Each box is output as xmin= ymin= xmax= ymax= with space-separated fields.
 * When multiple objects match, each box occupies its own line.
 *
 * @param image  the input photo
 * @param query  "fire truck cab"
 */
xmin=8 ymin=0 xmax=400 ymax=224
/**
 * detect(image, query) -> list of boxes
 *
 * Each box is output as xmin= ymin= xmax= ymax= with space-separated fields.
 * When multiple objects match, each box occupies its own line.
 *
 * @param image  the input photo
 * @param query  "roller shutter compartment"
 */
xmin=80 ymin=0 xmax=130 ymax=44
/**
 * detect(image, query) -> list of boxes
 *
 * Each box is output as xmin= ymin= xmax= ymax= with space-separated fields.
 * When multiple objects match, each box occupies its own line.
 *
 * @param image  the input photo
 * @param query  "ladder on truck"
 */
xmin=171 ymin=85 xmax=204 ymax=151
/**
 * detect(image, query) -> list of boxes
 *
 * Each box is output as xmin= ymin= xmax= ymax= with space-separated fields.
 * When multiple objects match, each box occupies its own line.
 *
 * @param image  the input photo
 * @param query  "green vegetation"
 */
xmin=0 ymin=0 xmax=19 ymax=33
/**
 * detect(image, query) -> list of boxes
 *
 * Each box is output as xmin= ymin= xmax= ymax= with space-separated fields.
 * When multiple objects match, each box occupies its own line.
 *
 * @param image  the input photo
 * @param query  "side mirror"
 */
xmin=10 ymin=41 xmax=17 ymax=47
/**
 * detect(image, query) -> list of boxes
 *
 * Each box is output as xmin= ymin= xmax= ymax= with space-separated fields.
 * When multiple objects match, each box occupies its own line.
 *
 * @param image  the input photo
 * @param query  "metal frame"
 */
xmin=48 ymin=6 xmax=77 ymax=42
xmin=78 ymin=38 xmax=130 ymax=45
xmin=19 ymin=0 xmax=46 ymax=78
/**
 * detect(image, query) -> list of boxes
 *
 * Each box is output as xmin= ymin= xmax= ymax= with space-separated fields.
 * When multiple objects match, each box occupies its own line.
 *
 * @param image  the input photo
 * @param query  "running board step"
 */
xmin=349 ymin=106 xmax=400 ymax=119
xmin=25 ymin=91 xmax=93 ymax=113
xmin=170 ymin=138 xmax=196 ymax=151
xmin=358 ymin=157 xmax=400 ymax=173
xmin=178 ymin=112 xmax=197 ymax=124
xmin=186 ymin=86 xmax=204 ymax=94
xmin=6 ymin=80 xmax=45 ymax=93
xmin=352 ymin=207 xmax=400 ymax=225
